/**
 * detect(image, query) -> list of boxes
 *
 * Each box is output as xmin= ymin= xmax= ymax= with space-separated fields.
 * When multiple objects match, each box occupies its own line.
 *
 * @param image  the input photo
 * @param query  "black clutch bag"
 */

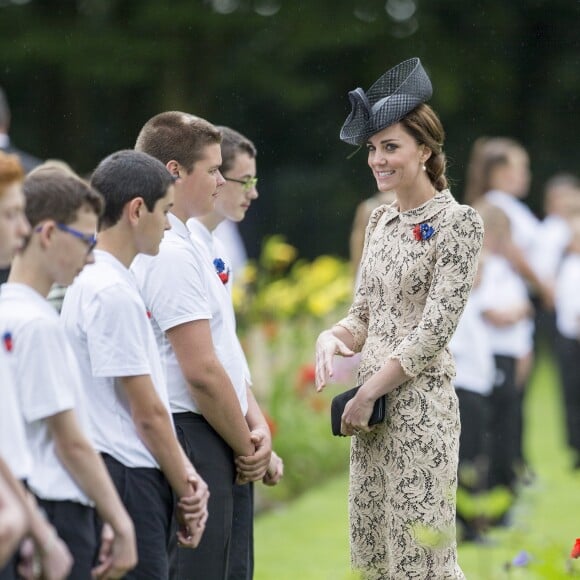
xmin=330 ymin=386 xmax=386 ymax=437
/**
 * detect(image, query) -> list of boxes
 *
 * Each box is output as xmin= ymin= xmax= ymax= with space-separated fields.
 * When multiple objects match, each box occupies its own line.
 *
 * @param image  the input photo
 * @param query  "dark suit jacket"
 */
xmin=0 ymin=142 xmax=42 ymax=174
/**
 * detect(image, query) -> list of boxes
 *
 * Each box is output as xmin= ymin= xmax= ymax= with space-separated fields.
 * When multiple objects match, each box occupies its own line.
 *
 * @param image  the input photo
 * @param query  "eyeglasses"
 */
xmin=224 ymin=176 xmax=258 ymax=192
xmin=35 ymin=223 xmax=98 ymax=254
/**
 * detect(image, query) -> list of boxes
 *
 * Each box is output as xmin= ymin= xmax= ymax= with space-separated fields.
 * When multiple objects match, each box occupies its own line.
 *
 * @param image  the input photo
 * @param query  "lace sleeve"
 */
xmin=390 ymin=205 xmax=484 ymax=377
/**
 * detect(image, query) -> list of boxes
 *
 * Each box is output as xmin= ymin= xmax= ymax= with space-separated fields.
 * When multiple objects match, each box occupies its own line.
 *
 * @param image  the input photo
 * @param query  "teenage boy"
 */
xmin=191 ymin=126 xmax=284 ymax=580
xmin=132 ymin=112 xmax=266 ymax=580
xmin=0 ymin=152 xmax=72 ymax=580
xmin=61 ymin=150 xmax=209 ymax=579
xmin=0 ymin=165 xmax=137 ymax=579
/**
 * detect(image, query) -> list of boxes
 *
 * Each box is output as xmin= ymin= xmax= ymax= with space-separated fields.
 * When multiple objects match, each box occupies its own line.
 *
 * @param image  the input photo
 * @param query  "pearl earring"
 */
xmin=422 ymin=164 xmax=427 ymax=171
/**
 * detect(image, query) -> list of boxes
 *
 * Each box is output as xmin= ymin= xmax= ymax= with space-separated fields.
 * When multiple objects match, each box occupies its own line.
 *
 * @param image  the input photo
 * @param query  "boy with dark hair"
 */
xmin=61 ymin=150 xmax=209 ymax=579
xmin=0 ymin=164 xmax=137 ymax=579
xmin=133 ymin=112 xmax=266 ymax=579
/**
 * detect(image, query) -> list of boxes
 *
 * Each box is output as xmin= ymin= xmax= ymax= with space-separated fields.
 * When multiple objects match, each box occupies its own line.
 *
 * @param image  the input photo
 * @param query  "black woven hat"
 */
xmin=339 ymin=58 xmax=432 ymax=146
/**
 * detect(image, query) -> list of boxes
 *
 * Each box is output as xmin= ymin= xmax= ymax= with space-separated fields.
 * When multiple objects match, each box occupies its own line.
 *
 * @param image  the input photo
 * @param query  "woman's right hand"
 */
xmin=315 ymin=329 xmax=354 ymax=391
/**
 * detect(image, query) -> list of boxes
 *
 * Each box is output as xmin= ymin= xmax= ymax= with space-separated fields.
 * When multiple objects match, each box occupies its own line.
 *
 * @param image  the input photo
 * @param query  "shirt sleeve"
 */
xmin=84 ymin=286 xmax=153 ymax=378
xmin=17 ymin=320 xmax=76 ymax=423
xmin=335 ymin=206 xmax=390 ymax=352
xmin=138 ymin=243 xmax=211 ymax=332
xmin=390 ymin=205 xmax=484 ymax=377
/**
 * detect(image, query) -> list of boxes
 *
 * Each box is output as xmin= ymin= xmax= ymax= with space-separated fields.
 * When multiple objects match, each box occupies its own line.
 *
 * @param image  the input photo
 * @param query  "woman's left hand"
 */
xmin=341 ymin=390 xmax=377 ymax=437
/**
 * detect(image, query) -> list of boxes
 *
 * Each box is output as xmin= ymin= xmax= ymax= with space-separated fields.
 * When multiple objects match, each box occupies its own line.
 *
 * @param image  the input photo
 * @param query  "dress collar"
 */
xmin=383 ymin=189 xmax=454 ymax=225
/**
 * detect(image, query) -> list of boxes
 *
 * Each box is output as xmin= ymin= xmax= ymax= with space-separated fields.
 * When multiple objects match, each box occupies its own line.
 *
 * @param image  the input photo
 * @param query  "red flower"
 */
xmin=262 ymin=410 xmax=278 ymax=438
xmin=295 ymin=363 xmax=316 ymax=396
xmin=2 ymin=332 xmax=13 ymax=353
xmin=570 ymin=538 xmax=580 ymax=559
xmin=412 ymin=224 xmax=422 ymax=241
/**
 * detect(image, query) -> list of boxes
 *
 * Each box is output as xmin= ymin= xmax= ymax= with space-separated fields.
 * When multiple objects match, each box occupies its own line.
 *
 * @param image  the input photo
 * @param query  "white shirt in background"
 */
xmin=62 ymin=250 xmax=171 ymax=469
xmin=478 ymin=254 xmax=534 ymax=358
xmin=0 ymin=283 xmax=92 ymax=505
xmin=532 ymin=214 xmax=571 ymax=283
xmin=449 ymin=287 xmax=494 ymax=396
xmin=555 ymin=253 xmax=580 ymax=340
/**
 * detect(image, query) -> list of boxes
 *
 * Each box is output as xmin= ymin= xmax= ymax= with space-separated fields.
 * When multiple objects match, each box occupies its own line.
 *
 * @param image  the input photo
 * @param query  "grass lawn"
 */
xmin=255 ymin=350 xmax=580 ymax=579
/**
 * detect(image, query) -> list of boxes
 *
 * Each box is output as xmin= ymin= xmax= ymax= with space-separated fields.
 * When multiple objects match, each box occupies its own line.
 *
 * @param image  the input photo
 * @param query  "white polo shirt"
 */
xmin=131 ymin=213 xmax=248 ymax=416
xmin=61 ymin=250 xmax=170 ymax=469
xmin=449 ymin=287 xmax=494 ymax=396
xmin=478 ymin=254 xmax=534 ymax=358
xmin=188 ymin=218 xmax=252 ymax=390
xmin=0 ymin=346 xmax=32 ymax=480
xmin=555 ymin=253 xmax=580 ymax=340
xmin=0 ymin=283 xmax=92 ymax=505
xmin=486 ymin=190 xmax=540 ymax=262
xmin=532 ymin=214 xmax=571 ymax=283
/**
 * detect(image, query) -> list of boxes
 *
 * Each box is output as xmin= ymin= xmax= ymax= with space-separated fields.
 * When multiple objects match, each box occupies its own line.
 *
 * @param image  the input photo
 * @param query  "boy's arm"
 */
xmin=47 ymin=410 xmax=137 ymax=576
xmin=167 ymin=320 xmax=254 ymax=457
xmin=0 ymin=472 xmax=27 ymax=565
xmin=0 ymin=457 xmax=72 ymax=579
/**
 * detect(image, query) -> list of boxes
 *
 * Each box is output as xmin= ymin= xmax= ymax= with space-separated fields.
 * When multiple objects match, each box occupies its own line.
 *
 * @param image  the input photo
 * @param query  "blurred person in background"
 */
xmin=554 ymin=213 xmax=580 ymax=469
xmin=464 ymin=137 xmax=542 ymax=484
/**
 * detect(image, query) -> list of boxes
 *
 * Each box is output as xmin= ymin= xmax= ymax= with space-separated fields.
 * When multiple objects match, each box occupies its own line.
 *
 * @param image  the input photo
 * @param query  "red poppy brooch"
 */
xmin=412 ymin=222 xmax=435 ymax=241
xmin=213 ymin=258 xmax=230 ymax=285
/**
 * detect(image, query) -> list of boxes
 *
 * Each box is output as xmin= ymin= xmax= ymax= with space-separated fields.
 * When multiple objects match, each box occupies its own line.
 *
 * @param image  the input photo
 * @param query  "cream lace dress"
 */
xmin=337 ymin=190 xmax=483 ymax=579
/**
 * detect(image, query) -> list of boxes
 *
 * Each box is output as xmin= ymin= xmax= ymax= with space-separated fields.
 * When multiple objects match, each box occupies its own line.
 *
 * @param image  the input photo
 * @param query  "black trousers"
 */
xmin=556 ymin=334 xmax=580 ymax=453
xmin=228 ymin=482 xmax=254 ymax=580
xmin=456 ymin=388 xmax=491 ymax=491
xmin=103 ymin=454 xmax=173 ymax=580
xmin=487 ymin=355 xmax=519 ymax=490
xmin=170 ymin=412 xmax=235 ymax=580
xmin=37 ymin=498 xmax=97 ymax=580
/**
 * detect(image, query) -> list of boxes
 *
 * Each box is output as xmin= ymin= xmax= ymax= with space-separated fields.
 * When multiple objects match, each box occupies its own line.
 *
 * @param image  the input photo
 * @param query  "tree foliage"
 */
xmin=1 ymin=0 xmax=578 ymax=257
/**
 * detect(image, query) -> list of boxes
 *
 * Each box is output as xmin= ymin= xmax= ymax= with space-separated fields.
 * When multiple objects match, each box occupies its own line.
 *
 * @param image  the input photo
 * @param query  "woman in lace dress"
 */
xmin=315 ymin=58 xmax=483 ymax=579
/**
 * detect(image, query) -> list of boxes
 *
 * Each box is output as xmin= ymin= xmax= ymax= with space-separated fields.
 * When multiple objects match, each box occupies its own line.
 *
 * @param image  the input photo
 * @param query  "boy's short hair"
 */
xmin=0 ymin=151 xmax=24 ymax=197
xmin=216 ymin=126 xmax=257 ymax=175
xmin=91 ymin=149 xmax=175 ymax=230
xmin=23 ymin=164 xmax=103 ymax=228
xmin=135 ymin=111 xmax=221 ymax=173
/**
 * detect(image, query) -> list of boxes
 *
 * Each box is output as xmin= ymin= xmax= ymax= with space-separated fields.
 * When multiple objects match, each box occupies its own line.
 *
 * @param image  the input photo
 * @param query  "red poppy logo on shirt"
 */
xmin=2 ymin=332 xmax=13 ymax=353
xmin=213 ymin=258 xmax=230 ymax=285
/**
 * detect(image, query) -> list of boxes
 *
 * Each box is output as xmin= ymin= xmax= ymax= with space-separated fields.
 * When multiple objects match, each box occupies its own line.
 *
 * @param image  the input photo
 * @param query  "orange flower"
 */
xmin=309 ymin=396 xmax=326 ymax=413
xmin=571 ymin=538 xmax=580 ymax=559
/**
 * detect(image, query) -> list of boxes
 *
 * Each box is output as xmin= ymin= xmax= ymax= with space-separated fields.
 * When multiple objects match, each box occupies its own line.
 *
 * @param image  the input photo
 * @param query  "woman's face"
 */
xmin=366 ymin=123 xmax=427 ymax=194
xmin=0 ymin=181 xmax=30 ymax=268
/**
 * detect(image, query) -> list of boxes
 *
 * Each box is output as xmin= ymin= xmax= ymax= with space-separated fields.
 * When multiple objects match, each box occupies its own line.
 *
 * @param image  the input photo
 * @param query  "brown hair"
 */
xmin=135 ymin=111 xmax=222 ymax=173
xmin=463 ymin=137 xmax=526 ymax=206
xmin=401 ymin=103 xmax=447 ymax=191
xmin=23 ymin=165 xmax=103 ymax=228
xmin=216 ymin=126 xmax=257 ymax=175
xmin=0 ymin=151 xmax=24 ymax=197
